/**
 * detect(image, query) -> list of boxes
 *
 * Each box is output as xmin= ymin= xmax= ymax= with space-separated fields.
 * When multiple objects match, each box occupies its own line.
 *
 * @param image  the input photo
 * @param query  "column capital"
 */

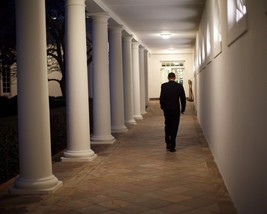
xmin=132 ymin=41 xmax=140 ymax=49
xmin=65 ymin=0 xmax=86 ymax=7
xmin=89 ymin=12 xmax=110 ymax=23
xmin=108 ymin=25 xmax=123 ymax=34
xmin=109 ymin=25 xmax=123 ymax=30
xmin=139 ymin=46 xmax=146 ymax=52
xmin=123 ymin=34 xmax=133 ymax=42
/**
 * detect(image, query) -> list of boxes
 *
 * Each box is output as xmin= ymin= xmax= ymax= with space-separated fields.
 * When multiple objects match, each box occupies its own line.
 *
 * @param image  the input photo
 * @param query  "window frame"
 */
xmin=1 ymin=67 xmax=11 ymax=95
xmin=213 ymin=0 xmax=222 ymax=58
xmin=227 ymin=0 xmax=248 ymax=46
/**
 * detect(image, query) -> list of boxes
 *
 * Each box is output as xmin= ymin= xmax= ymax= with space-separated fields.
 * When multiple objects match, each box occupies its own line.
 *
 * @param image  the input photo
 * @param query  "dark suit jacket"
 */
xmin=160 ymin=80 xmax=186 ymax=115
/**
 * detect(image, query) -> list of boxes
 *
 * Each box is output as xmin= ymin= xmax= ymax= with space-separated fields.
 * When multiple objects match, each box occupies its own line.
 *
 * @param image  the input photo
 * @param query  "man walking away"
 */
xmin=160 ymin=72 xmax=186 ymax=152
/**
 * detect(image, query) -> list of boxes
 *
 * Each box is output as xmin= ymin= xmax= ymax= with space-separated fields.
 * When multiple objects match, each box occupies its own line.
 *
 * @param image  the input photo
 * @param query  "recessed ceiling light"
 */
xmin=160 ymin=33 xmax=171 ymax=39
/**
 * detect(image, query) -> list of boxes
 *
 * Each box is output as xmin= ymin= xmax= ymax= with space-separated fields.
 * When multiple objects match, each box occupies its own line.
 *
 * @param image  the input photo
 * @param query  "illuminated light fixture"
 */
xmin=160 ymin=33 xmax=171 ymax=39
xmin=167 ymin=48 xmax=176 ymax=53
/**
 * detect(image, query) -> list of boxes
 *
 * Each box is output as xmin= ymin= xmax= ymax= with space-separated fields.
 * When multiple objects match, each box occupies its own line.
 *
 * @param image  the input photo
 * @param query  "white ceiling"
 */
xmin=86 ymin=0 xmax=205 ymax=54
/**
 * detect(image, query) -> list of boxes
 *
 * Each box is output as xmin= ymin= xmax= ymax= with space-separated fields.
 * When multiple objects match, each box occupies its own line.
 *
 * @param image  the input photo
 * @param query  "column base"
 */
xmin=125 ymin=119 xmax=137 ymax=125
xmin=62 ymin=149 xmax=96 ymax=162
xmin=91 ymin=134 xmax=115 ymax=144
xmin=111 ymin=126 xmax=128 ymax=133
xmin=141 ymin=111 xmax=147 ymax=115
xmin=9 ymin=176 xmax=63 ymax=195
xmin=134 ymin=114 xmax=143 ymax=120
xmin=61 ymin=154 xmax=97 ymax=162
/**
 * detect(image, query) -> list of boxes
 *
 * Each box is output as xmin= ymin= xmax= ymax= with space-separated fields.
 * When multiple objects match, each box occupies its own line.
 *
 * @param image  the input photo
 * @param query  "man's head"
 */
xmin=168 ymin=72 xmax=176 ymax=81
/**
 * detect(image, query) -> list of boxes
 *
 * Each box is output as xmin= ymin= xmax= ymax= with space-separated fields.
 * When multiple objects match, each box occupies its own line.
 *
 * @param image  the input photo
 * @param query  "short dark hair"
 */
xmin=168 ymin=72 xmax=175 ymax=79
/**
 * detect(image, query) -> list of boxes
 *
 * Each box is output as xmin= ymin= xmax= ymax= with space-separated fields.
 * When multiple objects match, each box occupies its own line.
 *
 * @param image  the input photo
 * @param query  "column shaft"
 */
xmin=122 ymin=35 xmax=136 ymax=125
xmin=139 ymin=47 xmax=147 ymax=115
xmin=132 ymin=42 xmax=143 ymax=120
xmin=63 ymin=0 xmax=96 ymax=161
xmin=91 ymin=13 xmax=115 ymax=144
xmin=144 ymin=50 xmax=149 ymax=106
xmin=109 ymin=26 xmax=127 ymax=133
xmin=11 ymin=0 xmax=62 ymax=194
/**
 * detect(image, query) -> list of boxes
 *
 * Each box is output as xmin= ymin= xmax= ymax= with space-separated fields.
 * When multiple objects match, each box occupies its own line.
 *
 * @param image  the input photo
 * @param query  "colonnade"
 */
xmin=11 ymin=0 xmax=149 ymax=194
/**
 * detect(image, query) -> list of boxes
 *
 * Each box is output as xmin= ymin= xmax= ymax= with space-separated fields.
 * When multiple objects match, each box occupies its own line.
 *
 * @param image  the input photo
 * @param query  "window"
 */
xmin=2 ymin=67 xmax=11 ymax=94
xmin=194 ymin=34 xmax=200 ymax=71
xmin=198 ymin=46 xmax=201 ymax=69
xmin=227 ymin=0 xmax=247 ymax=46
xmin=201 ymin=37 xmax=205 ymax=63
xmin=161 ymin=61 xmax=184 ymax=67
xmin=206 ymin=23 xmax=211 ymax=60
xmin=236 ymin=0 xmax=247 ymax=22
xmin=198 ymin=36 xmax=202 ymax=68
xmin=213 ymin=0 xmax=222 ymax=57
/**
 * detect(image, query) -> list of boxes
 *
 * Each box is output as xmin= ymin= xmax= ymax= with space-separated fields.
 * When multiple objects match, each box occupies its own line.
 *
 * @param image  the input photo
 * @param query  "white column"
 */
xmin=90 ymin=13 xmax=115 ymax=144
xmin=109 ymin=26 xmax=128 ymax=133
xmin=10 ymin=0 xmax=62 ymax=194
xmin=139 ymin=46 xmax=147 ymax=115
xmin=132 ymin=42 xmax=143 ymax=120
xmin=144 ymin=50 xmax=149 ymax=105
xmin=122 ymin=35 xmax=136 ymax=125
xmin=62 ymin=0 xmax=96 ymax=161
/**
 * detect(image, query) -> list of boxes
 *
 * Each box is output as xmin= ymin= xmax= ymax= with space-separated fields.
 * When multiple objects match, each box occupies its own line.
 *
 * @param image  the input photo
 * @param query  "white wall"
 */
xmin=148 ymin=53 xmax=194 ymax=99
xmin=195 ymin=0 xmax=267 ymax=213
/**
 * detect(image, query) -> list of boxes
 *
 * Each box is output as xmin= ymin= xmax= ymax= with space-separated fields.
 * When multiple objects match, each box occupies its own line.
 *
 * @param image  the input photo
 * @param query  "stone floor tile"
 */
xmin=0 ymin=102 xmax=237 ymax=214
xmin=79 ymin=204 xmax=109 ymax=214
xmin=182 ymin=208 xmax=216 ymax=214
xmin=113 ymin=203 xmax=151 ymax=214
xmin=159 ymin=203 xmax=194 ymax=213
xmin=139 ymin=209 xmax=168 ymax=214
xmin=98 ymin=199 xmax=130 ymax=209
xmin=133 ymin=198 xmax=174 ymax=209
xmin=158 ymin=193 xmax=193 ymax=203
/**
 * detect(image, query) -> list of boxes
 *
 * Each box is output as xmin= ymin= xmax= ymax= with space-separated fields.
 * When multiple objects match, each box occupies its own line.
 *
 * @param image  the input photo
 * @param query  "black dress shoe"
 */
xmin=169 ymin=148 xmax=176 ymax=152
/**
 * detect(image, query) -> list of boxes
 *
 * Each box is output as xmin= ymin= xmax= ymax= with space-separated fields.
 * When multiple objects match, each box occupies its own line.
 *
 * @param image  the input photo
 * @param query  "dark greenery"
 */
xmin=50 ymin=106 xmax=67 ymax=160
xmin=0 ymin=117 xmax=19 ymax=184
xmin=0 ymin=96 xmax=17 ymax=118
xmin=0 ymin=0 xmax=16 ymax=77
xmin=0 ymin=104 xmax=67 ymax=184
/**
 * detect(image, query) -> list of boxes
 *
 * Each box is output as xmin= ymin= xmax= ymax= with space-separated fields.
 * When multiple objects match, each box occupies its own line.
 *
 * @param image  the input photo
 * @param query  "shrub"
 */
xmin=0 ymin=117 xmax=19 ymax=184
xmin=0 ymin=107 xmax=67 ymax=184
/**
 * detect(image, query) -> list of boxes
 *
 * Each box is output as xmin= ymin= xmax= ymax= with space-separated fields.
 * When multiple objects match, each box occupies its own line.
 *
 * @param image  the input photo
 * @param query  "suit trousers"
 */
xmin=164 ymin=112 xmax=180 ymax=149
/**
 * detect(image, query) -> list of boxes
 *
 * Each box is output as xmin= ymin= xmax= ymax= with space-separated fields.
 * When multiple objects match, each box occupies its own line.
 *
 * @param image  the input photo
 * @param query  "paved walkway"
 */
xmin=0 ymin=101 xmax=237 ymax=214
